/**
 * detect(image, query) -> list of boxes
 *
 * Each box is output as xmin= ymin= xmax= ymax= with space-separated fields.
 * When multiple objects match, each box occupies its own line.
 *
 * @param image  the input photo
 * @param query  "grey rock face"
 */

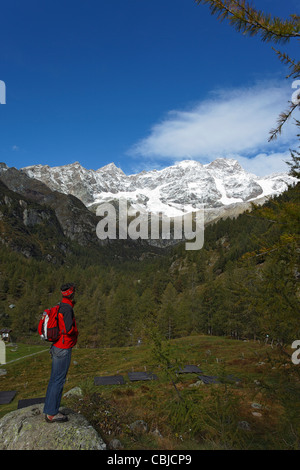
xmin=0 ymin=167 xmax=100 ymax=248
xmin=0 ymin=405 xmax=106 ymax=450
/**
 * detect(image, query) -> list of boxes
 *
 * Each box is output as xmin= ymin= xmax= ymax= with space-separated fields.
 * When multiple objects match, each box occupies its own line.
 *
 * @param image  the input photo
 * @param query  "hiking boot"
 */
xmin=45 ymin=412 xmax=68 ymax=423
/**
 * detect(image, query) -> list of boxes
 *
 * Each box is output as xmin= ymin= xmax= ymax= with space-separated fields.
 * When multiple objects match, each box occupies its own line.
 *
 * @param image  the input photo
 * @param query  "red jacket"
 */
xmin=54 ymin=298 xmax=78 ymax=349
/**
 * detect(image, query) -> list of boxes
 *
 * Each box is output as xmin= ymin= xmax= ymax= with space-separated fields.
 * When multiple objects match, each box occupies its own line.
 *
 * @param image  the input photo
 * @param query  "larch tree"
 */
xmin=195 ymin=0 xmax=300 ymax=142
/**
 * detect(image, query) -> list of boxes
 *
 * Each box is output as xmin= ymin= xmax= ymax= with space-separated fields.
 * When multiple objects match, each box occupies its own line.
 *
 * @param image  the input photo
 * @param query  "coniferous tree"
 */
xmin=157 ymin=282 xmax=178 ymax=339
xmin=195 ymin=0 xmax=300 ymax=141
xmin=286 ymin=126 xmax=300 ymax=178
xmin=106 ymin=283 xmax=136 ymax=347
xmin=255 ymin=243 xmax=300 ymax=345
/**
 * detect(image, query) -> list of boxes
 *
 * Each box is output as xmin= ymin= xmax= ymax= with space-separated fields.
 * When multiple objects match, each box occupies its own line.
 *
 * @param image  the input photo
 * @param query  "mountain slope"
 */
xmin=0 ymin=179 xmax=68 ymax=262
xmin=0 ymin=164 xmax=166 ymax=259
xmin=0 ymin=164 xmax=102 ymax=248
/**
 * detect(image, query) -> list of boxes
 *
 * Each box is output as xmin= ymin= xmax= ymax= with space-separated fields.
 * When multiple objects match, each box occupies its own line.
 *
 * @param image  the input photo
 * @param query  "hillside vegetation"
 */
xmin=0 ymin=183 xmax=299 ymax=348
xmin=0 ymin=183 xmax=299 ymax=449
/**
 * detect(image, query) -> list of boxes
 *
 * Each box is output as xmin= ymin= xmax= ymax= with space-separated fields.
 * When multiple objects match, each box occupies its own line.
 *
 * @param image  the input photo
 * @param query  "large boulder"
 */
xmin=0 ymin=405 xmax=106 ymax=450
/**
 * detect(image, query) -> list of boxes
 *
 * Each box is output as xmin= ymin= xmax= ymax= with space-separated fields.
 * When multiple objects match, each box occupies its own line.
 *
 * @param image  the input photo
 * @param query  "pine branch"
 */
xmin=286 ymin=125 xmax=300 ymax=177
xmin=272 ymin=48 xmax=300 ymax=79
xmin=195 ymin=0 xmax=300 ymax=140
xmin=268 ymin=101 xmax=299 ymax=141
xmin=286 ymin=148 xmax=300 ymax=178
xmin=195 ymin=0 xmax=300 ymax=43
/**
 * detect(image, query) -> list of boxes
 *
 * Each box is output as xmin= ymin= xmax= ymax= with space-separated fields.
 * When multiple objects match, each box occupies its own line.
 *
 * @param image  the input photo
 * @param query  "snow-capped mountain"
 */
xmin=22 ymin=158 xmax=297 ymax=218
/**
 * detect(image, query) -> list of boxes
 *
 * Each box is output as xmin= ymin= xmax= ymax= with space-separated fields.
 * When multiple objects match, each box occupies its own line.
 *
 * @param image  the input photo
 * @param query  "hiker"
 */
xmin=43 ymin=283 xmax=79 ymax=423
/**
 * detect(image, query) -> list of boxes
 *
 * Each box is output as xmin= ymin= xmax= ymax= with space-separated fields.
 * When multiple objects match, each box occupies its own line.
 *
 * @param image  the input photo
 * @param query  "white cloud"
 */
xmin=235 ymin=151 xmax=294 ymax=176
xmin=128 ymin=81 xmax=298 ymax=174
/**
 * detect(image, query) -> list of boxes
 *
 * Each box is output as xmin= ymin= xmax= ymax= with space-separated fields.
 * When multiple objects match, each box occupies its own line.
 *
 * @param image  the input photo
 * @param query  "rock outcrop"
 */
xmin=0 ymin=405 xmax=106 ymax=450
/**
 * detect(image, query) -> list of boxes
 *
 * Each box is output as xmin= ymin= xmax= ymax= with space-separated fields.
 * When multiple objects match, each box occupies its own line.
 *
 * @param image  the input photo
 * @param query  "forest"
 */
xmin=0 ymin=181 xmax=299 ymax=349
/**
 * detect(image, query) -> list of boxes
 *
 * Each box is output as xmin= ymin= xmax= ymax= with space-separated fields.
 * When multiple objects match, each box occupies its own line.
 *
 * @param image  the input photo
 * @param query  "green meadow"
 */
xmin=1 ymin=335 xmax=299 ymax=450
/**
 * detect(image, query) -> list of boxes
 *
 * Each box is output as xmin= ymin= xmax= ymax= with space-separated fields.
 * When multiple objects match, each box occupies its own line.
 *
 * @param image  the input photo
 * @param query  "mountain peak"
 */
xmin=0 ymin=162 xmax=8 ymax=172
xmin=206 ymin=158 xmax=243 ymax=172
xmin=97 ymin=162 xmax=125 ymax=174
xmin=68 ymin=161 xmax=82 ymax=167
xmin=19 ymin=158 xmax=297 ymax=217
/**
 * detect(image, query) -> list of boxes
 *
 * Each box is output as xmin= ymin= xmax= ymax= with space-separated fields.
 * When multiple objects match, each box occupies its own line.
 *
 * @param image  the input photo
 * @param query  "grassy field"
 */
xmin=4 ymin=343 xmax=49 ymax=363
xmin=0 ymin=335 xmax=299 ymax=450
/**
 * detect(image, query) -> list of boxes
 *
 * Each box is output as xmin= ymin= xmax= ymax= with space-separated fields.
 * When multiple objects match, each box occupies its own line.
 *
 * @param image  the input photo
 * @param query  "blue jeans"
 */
xmin=43 ymin=345 xmax=72 ymax=416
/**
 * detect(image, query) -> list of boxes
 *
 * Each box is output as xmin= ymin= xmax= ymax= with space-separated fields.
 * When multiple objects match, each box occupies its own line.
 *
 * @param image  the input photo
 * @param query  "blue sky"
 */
xmin=0 ymin=0 xmax=299 ymax=176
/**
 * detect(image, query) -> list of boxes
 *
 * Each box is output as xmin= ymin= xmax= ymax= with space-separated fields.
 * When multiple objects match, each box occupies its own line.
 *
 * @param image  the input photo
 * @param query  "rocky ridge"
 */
xmin=22 ymin=159 xmax=298 ymax=218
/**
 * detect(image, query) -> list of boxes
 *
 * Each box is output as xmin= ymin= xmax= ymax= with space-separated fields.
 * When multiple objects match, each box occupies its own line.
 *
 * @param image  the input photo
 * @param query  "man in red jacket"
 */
xmin=43 ymin=283 xmax=79 ymax=423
